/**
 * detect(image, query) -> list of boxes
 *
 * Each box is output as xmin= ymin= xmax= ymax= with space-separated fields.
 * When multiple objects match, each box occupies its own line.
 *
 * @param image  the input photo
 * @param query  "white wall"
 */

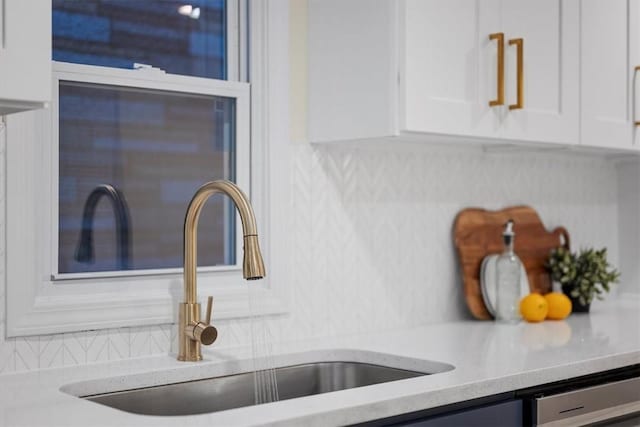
xmin=618 ymin=160 xmax=640 ymax=295
xmin=0 ymin=0 xmax=629 ymax=374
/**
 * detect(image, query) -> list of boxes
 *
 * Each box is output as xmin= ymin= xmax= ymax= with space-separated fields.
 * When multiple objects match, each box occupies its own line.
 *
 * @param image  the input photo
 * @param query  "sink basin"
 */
xmin=84 ymin=361 xmax=424 ymax=416
xmin=63 ymin=350 xmax=454 ymax=416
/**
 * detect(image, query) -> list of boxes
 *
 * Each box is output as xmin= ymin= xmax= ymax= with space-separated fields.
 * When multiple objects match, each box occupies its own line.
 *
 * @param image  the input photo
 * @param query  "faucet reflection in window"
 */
xmin=74 ymin=184 xmax=132 ymax=270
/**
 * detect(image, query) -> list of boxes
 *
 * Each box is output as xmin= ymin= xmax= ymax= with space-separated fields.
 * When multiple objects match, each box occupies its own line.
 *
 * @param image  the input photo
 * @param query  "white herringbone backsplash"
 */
xmin=0 ymin=131 xmax=621 ymax=374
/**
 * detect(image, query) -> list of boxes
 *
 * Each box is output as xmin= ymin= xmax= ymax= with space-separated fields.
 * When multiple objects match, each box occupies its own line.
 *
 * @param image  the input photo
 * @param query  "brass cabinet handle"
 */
xmin=635 ymin=66 xmax=640 ymax=126
xmin=489 ymin=33 xmax=505 ymax=107
xmin=509 ymin=38 xmax=524 ymax=110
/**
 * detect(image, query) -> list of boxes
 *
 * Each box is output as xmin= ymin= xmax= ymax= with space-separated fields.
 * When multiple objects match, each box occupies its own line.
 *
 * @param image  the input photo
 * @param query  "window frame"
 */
xmin=5 ymin=0 xmax=290 ymax=337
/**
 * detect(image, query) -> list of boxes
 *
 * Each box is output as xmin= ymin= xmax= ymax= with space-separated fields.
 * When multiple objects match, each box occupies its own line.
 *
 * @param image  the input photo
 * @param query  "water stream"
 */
xmin=248 ymin=284 xmax=280 ymax=404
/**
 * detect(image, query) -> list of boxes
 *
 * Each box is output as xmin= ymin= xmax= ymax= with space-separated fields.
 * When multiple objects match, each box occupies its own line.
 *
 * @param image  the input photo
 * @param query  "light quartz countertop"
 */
xmin=0 ymin=296 xmax=639 ymax=427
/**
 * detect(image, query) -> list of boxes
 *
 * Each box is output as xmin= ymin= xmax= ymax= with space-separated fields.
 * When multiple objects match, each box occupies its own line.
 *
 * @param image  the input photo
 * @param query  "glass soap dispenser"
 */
xmin=495 ymin=219 xmax=523 ymax=323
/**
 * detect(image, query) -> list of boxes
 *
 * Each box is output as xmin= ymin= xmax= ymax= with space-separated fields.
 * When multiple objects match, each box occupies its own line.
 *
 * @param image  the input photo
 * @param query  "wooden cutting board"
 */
xmin=453 ymin=206 xmax=570 ymax=320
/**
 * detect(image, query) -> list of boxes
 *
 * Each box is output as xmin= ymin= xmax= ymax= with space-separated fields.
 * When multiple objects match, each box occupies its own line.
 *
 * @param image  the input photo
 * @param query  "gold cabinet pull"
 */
xmin=509 ymin=38 xmax=524 ymax=110
xmin=635 ymin=66 xmax=640 ymax=126
xmin=489 ymin=33 xmax=505 ymax=107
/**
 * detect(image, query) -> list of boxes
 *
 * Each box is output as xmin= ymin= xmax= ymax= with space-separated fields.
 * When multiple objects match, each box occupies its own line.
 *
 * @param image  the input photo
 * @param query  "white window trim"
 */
xmin=5 ymin=0 xmax=291 ymax=337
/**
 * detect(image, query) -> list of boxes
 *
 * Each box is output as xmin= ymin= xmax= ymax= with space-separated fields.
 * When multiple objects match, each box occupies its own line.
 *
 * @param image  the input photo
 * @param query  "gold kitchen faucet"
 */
xmin=178 ymin=180 xmax=265 ymax=361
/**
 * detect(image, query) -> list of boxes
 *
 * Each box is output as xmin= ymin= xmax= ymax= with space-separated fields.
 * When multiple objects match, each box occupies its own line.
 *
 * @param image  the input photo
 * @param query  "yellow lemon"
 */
xmin=519 ymin=293 xmax=549 ymax=323
xmin=544 ymin=292 xmax=572 ymax=320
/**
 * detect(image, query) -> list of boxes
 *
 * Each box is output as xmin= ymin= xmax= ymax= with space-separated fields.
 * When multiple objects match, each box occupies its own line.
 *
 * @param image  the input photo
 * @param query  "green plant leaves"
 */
xmin=547 ymin=246 xmax=620 ymax=305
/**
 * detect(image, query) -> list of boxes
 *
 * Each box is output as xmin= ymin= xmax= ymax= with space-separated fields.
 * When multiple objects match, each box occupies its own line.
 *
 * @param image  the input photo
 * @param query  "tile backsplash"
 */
xmin=0 ymin=127 xmax=623 ymax=374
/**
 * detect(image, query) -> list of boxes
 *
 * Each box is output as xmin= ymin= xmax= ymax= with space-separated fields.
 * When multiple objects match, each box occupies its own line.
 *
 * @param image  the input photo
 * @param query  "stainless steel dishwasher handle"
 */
xmin=535 ymin=376 xmax=640 ymax=426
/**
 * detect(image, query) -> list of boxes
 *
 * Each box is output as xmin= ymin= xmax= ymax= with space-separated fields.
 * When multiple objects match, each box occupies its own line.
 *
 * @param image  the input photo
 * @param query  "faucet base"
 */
xmin=178 ymin=302 xmax=202 ymax=362
xmin=177 ymin=354 xmax=203 ymax=362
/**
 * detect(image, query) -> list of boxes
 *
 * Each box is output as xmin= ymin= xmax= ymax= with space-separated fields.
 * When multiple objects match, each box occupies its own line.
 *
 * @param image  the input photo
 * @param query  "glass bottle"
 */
xmin=495 ymin=220 xmax=522 ymax=323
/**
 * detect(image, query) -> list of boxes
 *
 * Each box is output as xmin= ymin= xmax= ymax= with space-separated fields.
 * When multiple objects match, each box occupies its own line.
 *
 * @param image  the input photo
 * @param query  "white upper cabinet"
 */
xmin=401 ymin=0 xmax=501 ymax=139
xmin=631 ymin=0 xmax=640 ymax=150
xmin=308 ymin=0 xmax=397 ymax=142
xmin=308 ymin=0 xmax=580 ymax=146
xmin=581 ymin=0 xmax=635 ymax=150
xmin=0 ymin=0 xmax=51 ymax=115
xmin=501 ymin=0 xmax=579 ymax=145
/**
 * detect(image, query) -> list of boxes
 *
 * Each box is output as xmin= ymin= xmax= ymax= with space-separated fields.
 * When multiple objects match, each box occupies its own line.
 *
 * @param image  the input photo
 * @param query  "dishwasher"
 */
xmin=530 ymin=376 xmax=640 ymax=426
xmin=363 ymin=366 xmax=640 ymax=426
xmin=522 ymin=366 xmax=640 ymax=426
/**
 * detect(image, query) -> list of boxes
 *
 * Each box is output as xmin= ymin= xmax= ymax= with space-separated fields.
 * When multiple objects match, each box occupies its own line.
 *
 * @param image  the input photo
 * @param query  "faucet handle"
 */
xmin=205 ymin=296 xmax=213 ymax=325
xmin=188 ymin=296 xmax=217 ymax=346
xmin=193 ymin=322 xmax=217 ymax=346
xmin=196 ymin=296 xmax=217 ymax=346
xmin=193 ymin=296 xmax=217 ymax=346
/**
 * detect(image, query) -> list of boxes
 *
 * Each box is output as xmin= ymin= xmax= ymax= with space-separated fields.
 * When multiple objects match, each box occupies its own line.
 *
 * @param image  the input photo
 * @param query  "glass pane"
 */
xmin=52 ymin=0 xmax=227 ymax=80
xmin=58 ymin=81 xmax=236 ymax=274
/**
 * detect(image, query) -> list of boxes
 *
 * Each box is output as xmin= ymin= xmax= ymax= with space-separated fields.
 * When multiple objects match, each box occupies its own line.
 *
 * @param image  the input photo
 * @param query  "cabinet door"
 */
xmin=632 ymin=0 xmax=640 ymax=150
xmin=0 ymin=0 xmax=51 ymax=115
xmin=401 ymin=0 xmax=502 ymax=139
xmin=394 ymin=400 xmax=523 ymax=426
xmin=308 ymin=0 xmax=397 ymax=142
xmin=582 ymin=0 xmax=633 ymax=150
xmin=501 ymin=0 xmax=579 ymax=145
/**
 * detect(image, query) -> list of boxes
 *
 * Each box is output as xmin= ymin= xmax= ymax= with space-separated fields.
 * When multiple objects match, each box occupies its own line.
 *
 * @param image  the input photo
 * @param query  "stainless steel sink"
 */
xmin=83 ymin=361 xmax=428 ymax=416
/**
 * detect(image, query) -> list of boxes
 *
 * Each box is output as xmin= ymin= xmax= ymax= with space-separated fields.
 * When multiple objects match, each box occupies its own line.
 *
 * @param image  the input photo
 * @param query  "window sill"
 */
xmin=7 ymin=274 xmax=287 ymax=337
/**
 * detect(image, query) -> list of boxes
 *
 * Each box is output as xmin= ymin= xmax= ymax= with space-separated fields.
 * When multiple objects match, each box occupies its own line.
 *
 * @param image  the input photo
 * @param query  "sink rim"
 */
xmin=60 ymin=349 xmax=455 ymax=399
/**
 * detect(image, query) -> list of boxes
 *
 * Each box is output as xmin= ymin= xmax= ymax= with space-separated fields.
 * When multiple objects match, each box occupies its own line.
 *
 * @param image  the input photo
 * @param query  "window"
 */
xmin=52 ymin=0 xmax=228 ymax=79
xmin=6 ymin=1 xmax=288 ymax=337
xmin=51 ymin=0 xmax=246 ymax=277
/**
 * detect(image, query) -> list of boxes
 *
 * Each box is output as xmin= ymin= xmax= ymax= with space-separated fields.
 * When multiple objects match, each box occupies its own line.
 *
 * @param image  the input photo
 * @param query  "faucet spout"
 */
xmin=183 ymin=180 xmax=266 ymax=302
xmin=179 ymin=180 xmax=266 ymax=361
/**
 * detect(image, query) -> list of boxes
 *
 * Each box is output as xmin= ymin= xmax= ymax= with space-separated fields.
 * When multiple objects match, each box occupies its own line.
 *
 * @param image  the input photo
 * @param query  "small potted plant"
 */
xmin=547 ymin=247 xmax=620 ymax=312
